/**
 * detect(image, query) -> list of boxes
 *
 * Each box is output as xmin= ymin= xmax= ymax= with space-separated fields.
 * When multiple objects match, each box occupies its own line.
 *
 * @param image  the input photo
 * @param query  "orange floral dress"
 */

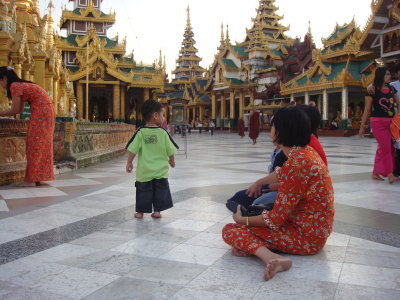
xmin=222 ymin=146 xmax=334 ymax=255
xmin=10 ymin=82 xmax=55 ymax=183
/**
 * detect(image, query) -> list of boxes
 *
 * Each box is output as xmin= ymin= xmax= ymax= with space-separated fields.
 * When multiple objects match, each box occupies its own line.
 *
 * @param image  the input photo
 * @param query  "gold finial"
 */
xmin=163 ymin=55 xmax=166 ymax=72
xmin=186 ymin=5 xmax=191 ymax=27
xmin=220 ymin=22 xmax=224 ymax=44
xmin=226 ymin=24 xmax=230 ymax=42
xmin=158 ymin=49 xmax=163 ymax=69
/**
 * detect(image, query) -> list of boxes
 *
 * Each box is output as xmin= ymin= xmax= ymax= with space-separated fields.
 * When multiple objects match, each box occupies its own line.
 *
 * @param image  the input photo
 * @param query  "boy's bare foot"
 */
xmin=371 ymin=174 xmax=384 ymax=181
xmin=231 ymin=248 xmax=251 ymax=257
xmin=134 ymin=212 xmax=143 ymax=219
xmin=151 ymin=211 xmax=161 ymax=218
xmin=264 ymin=257 xmax=292 ymax=281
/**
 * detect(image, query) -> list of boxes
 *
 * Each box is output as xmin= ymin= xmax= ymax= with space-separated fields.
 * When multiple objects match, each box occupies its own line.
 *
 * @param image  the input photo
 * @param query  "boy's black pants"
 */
xmin=135 ymin=178 xmax=173 ymax=213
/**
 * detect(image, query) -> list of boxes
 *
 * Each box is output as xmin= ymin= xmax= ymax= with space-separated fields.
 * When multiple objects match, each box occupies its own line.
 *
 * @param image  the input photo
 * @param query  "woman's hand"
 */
xmin=359 ymin=126 xmax=365 ymax=138
xmin=246 ymin=180 xmax=263 ymax=198
xmin=232 ymin=205 xmax=245 ymax=224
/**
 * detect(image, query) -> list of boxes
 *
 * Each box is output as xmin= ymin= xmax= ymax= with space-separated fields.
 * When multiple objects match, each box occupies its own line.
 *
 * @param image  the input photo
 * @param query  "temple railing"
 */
xmin=0 ymin=119 xmax=135 ymax=185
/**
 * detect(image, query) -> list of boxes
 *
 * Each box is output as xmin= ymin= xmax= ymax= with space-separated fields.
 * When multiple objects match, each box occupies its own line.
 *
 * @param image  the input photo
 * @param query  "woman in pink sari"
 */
xmin=359 ymin=66 xmax=400 ymax=183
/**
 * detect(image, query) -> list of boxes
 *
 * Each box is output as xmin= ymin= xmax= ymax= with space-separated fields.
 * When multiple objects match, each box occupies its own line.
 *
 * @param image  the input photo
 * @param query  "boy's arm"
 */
xmin=168 ymin=155 xmax=175 ymax=168
xmin=126 ymin=152 xmax=136 ymax=173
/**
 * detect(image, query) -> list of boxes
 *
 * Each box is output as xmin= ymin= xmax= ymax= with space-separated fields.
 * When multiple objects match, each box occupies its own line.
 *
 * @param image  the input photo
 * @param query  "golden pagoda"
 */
xmin=205 ymin=0 xmax=294 ymax=130
xmin=0 ymin=0 xmax=74 ymax=116
xmin=280 ymin=18 xmax=377 ymax=130
xmin=171 ymin=6 xmax=206 ymax=88
xmin=168 ymin=6 xmax=209 ymax=124
xmin=56 ymin=0 xmax=164 ymax=122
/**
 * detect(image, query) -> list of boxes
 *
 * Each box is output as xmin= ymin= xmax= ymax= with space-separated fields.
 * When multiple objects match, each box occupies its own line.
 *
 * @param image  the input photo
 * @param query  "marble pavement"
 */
xmin=0 ymin=131 xmax=399 ymax=299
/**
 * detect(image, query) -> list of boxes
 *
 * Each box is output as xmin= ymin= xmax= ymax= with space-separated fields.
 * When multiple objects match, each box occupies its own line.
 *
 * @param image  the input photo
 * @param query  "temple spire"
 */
xmin=225 ymin=24 xmax=230 ymax=43
xmin=307 ymin=20 xmax=314 ymax=44
xmin=220 ymin=22 xmax=225 ymax=45
xmin=186 ymin=5 xmax=192 ymax=30
xmin=46 ymin=0 xmax=55 ymax=49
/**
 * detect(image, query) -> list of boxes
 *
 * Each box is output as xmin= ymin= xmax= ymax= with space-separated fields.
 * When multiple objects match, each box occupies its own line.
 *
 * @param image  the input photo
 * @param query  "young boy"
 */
xmin=125 ymin=99 xmax=179 ymax=219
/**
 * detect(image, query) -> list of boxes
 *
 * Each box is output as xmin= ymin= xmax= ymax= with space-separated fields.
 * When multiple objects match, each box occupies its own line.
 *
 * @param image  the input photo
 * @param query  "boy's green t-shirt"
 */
xmin=127 ymin=127 xmax=178 ymax=182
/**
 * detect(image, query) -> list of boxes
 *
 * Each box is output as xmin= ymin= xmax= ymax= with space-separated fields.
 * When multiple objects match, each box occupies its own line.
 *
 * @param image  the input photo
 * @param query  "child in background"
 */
xmin=126 ymin=99 xmax=179 ymax=219
xmin=391 ymin=113 xmax=400 ymax=177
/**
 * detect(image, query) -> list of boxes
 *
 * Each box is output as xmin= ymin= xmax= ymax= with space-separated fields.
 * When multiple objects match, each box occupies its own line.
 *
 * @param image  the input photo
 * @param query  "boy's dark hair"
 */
xmin=271 ymin=106 xmax=311 ymax=147
xmin=298 ymin=104 xmax=322 ymax=137
xmin=0 ymin=66 xmax=32 ymax=99
xmin=141 ymin=99 xmax=163 ymax=122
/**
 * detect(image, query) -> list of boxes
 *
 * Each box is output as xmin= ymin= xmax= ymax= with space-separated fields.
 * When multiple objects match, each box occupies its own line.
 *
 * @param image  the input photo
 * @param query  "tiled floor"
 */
xmin=0 ymin=131 xmax=399 ymax=299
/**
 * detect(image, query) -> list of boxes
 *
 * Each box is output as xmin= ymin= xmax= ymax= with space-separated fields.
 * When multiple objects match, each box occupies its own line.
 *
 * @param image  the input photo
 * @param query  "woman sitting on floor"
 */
xmin=222 ymin=106 xmax=335 ymax=281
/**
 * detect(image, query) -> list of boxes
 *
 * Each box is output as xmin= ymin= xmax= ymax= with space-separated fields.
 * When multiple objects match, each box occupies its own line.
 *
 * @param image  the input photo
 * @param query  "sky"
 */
xmin=39 ymin=0 xmax=372 ymax=78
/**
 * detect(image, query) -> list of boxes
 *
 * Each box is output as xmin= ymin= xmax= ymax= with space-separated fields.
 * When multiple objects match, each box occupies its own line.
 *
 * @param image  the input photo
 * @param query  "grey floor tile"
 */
xmin=334 ymin=283 xmax=400 ymax=300
xmin=83 ymin=277 xmax=182 ymax=300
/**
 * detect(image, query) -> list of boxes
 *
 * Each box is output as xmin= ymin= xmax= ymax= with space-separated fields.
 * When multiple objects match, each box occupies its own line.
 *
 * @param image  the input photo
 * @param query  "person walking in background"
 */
xmin=249 ymin=106 xmax=260 ymax=145
xmin=126 ymin=99 xmax=179 ymax=219
xmin=0 ymin=66 xmax=55 ymax=187
xmin=360 ymin=66 xmax=400 ymax=183
xmin=209 ymin=119 xmax=215 ymax=136
xmin=238 ymin=117 xmax=245 ymax=138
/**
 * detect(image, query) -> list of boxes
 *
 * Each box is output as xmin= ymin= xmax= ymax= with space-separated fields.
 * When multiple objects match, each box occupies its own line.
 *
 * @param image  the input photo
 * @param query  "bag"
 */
xmin=226 ymin=201 xmax=274 ymax=217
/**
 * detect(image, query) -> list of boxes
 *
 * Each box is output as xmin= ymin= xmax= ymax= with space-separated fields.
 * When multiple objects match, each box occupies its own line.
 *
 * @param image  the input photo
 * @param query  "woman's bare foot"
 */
xmin=264 ymin=257 xmax=292 ymax=281
xmin=134 ymin=212 xmax=143 ymax=219
xmin=388 ymin=173 xmax=400 ymax=184
xmin=151 ymin=211 xmax=161 ymax=218
xmin=231 ymin=248 xmax=251 ymax=257
xmin=371 ymin=174 xmax=384 ymax=181
xmin=14 ymin=182 xmax=36 ymax=187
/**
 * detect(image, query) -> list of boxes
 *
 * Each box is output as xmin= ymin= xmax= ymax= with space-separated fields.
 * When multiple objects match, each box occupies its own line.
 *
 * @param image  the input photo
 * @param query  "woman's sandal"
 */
xmin=371 ymin=174 xmax=384 ymax=181
xmin=134 ymin=212 xmax=143 ymax=219
xmin=151 ymin=212 xmax=161 ymax=218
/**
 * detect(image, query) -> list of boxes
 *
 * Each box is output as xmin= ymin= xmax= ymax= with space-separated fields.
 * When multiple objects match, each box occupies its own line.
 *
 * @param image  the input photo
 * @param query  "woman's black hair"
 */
xmin=271 ymin=106 xmax=311 ymax=147
xmin=0 ymin=66 xmax=31 ymax=99
xmin=141 ymin=99 xmax=163 ymax=122
xmin=373 ymin=66 xmax=389 ymax=92
xmin=298 ymin=104 xmax=322 ymax=137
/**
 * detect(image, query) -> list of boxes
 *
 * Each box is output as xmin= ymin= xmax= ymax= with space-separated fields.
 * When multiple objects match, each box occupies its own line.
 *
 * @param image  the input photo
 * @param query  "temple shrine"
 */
xmin=0 ymin=0 xmax=74 ymax=116
xmin=56 ymin=0 xmax=164 ymax=122
xmin=203 ymin=0 xmax=316 ymax=130
xmin=163 ymin=6 xmax=209 ymax=125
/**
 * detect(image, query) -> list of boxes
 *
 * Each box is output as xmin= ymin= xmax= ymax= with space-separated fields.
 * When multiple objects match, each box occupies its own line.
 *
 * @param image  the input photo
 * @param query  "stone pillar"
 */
xmin=33 ymin=56 xmax=46 ymax=88
xmin=290 ymin=94 xmax=295 ymax=103
xmin=221 ymin=94 xmax=226 ymax=128
xmin=113 ymin=84 xmax=121 ymax=120
xmin=121 ymin=85 xmax=126 ymax=121
xmin=76 ymin=83 xmax=83 ymax=120
xmin=304 ymin=92 xmax=309 ymax=105
xmin=229 ymin=90 xmax=235 ymax=119
xmin=14 ymin=64 xmax=22 ymax=78
xmin=341 ymin=87 xmax=348 ymax=129
xmin=199 ymin=106 xmax=205 ymax=122
xmin=144 ymin=88 xmax=150 ymax=101
xmin=239 ymin=91 xmax=244 ymax=118
xmin=22 ymin=70 xmax=30 ymax=81
xmin=322 ymin=90 xmax=328 ymax=121
xmin=53 ymin=79 xmax=59 ymax=116
xmin=192 ymin=107 xmax=196 ymax=121
xmin=211 ymin=93 xmax=216 ymax=120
